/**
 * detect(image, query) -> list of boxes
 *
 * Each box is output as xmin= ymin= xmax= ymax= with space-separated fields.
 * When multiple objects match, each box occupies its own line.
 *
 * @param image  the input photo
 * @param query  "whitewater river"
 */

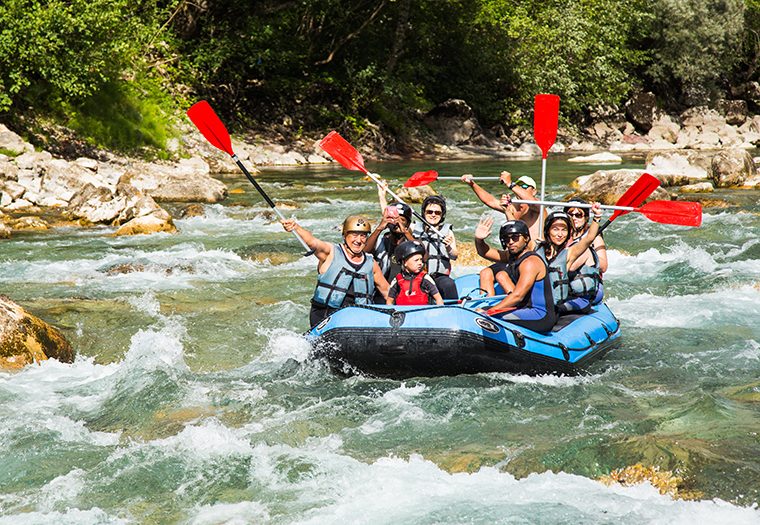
xmin=1 ymin=156 xmax=759 ymax=524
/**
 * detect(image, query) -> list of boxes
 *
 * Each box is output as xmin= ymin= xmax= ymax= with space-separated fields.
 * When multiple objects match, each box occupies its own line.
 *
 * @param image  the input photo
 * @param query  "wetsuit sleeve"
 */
xmin=421 ymin=275 xmax=440 ymax=297
xmin=388 ymin=278 xmax=399 ymax=299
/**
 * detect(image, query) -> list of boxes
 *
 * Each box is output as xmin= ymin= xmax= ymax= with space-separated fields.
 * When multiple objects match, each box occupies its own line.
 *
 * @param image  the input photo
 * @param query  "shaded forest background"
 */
xmin=1 ymin=0 xmax=758 ymax=156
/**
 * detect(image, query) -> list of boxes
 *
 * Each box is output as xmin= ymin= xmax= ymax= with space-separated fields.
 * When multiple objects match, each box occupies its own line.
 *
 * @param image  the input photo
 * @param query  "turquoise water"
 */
xmin=1 ymin=156 xmax=760 ymax=523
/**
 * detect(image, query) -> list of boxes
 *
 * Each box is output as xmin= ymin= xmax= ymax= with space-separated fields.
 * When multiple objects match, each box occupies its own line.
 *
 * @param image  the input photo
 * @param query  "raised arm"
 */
xmin=567 ymin=202 xmax=602 ymax=267
xmin=474 ymin=216 xmax=506 ymax=263
xmin=462 ymin=174 xmax=503 ymax=211
xmin=377 ymin=180 xmax=389 ymax=212
xmin=281 ymin=219 xmax=332 ymax=262
xmin=499 ymin=171 xmax=539 ymax=209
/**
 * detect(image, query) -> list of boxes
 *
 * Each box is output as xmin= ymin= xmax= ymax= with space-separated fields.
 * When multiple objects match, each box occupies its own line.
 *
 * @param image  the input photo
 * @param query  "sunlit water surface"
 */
xmin=1 ymin=157 xmax=759 ymax=523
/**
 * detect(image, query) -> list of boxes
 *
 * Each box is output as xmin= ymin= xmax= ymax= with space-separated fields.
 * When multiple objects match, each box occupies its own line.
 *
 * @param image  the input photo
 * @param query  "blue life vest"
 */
xmin=312 ymin=243 xmax=375 ymax=308
xmin=412 ymin=222 xmax=454 ymax=276
xmin=503 ymin=251 xmax=552 ymax=311
xmin=535 ymin=244 xmax=571 ymax=308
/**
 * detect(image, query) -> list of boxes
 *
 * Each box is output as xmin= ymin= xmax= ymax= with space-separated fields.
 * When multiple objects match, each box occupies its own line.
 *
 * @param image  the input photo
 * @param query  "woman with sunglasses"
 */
xmin=535 ymin=203 xmax=604 ymax=315
xmin=560 ymin=199 xmax=608 ymax=313
xmin=411 ymin=195 xmax=459 ymax=300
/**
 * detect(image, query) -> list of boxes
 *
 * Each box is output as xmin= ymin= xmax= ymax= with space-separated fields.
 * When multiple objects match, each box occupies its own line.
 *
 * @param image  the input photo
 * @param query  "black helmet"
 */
xmin=544 ymin=210 xmax=572 ymax=241
xmin=393 ymin=240 xmax=427 ymax=265
xmin=499 ymin=220 xmax=530 ymax=248
xmin=389 ymin=202 xmax=413 ymax=224
xmin=566 ymin=197 xmax=590 ymax=217
xmin=421 ymin=195 xmax=447 ymax=222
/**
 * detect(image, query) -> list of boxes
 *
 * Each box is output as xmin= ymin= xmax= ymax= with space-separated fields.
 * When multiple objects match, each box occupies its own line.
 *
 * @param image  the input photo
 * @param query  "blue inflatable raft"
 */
xmin=307 ymin=274 xmax=621 ymax=378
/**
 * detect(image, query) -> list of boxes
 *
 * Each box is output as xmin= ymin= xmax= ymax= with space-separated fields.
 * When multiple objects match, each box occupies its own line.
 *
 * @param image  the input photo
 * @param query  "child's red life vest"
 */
xmin=395 ymin=271 xmax=429 ymax=305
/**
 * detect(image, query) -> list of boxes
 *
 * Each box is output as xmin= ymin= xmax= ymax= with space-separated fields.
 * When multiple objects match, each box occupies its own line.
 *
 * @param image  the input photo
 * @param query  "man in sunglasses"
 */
xmin=461 ymin=171 xmax=544 ymax=244
xmin=473 ymin=217 xmax=556 ymax=333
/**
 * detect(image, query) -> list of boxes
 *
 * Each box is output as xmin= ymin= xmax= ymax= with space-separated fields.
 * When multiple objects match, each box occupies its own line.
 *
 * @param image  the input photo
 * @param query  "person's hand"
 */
xmin=443 ymin=232 xmax=455 ymax=246
xmin=591 ymin=202 xmax=603 ymax=222
xmin=381 ymin=206 xmax=397 ymax=226
xmin=499 ymin=171 xmax=512 ymax=186
xmin=499 ymin=194 xmax=512 ymax=208
xmin=461 ymin=174 xmax=475 ymax=186
xmin=281 ymin=218 xmax=297 ymax=232
xmin=474 ymin=215 xmax=493 ymax=240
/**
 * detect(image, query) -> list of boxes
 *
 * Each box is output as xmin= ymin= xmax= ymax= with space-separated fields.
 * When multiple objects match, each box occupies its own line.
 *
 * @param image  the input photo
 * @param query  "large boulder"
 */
xmin=645 ymin=151 xmax=711 ymax=180
xmin=624 ymin=91 xmax=658 ymax=133
xmin=570 ymin=169 xmax=670 ymax=204
xmin=395 ymin=184 xmax=437 ymax=203
xmin=67 ymin=184 xmax=127 ymax=224
xmin=114 ymin=213 xmax=177 ymax=236
xmin=119 ymin=157 xmax=228 ymax=202
xmin=710 ymin=149 xmax=757 ymax=188
xmin=424 ymin=99 xmax=482 ymax=145
xmin=0 ymin=125 xmax=32 ymax=156
xmin=0 ymin=296 xmax=74 ymax=370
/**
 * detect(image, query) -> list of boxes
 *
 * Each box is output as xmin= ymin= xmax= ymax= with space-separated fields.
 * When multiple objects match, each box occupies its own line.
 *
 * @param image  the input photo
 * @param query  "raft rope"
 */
xmin=347 ymin=302 xmax=621 ymax=357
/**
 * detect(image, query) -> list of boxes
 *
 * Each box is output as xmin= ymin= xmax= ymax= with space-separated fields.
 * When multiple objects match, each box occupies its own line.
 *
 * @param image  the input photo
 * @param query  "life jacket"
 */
xmin=535 ymin=244 xmax=571 ymax=308
xmin=412 ymin=222 xmax=453 ymax=276
xmin=568 ymin=246 xmax=602 ymax=298
xmin=394 ymin=271 xmax=430 ymax=305
xmin=373 ymin=233 xmax=402 ymax=279
xmin=312 ymin=243 xmax=375 ymax=308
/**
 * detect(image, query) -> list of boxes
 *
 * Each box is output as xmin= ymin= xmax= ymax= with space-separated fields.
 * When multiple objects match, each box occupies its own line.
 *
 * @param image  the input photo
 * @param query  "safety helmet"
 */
xmin=566 ymin=197 xmax=590 ymax=217
xmin=389 ymin=202 xmax=413 ymax=224
xmin=421 ymin=195 xmax=447 ymax=222
xmin=341 ymin=215 xmax=372 ymax=236
xmin=544 ymin=210 xmax=572 ymax=241
xmin=499 ymin=220 xmax=530 ymax=248
xmin=393 ymin=240 xmax=427 ymax=265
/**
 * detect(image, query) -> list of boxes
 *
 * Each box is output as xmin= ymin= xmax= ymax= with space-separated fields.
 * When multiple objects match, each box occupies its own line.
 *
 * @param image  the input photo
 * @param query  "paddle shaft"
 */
xmin=368 ymin=172 xmax=447 ymax=240
xmin=510 ymin=198 xmax=637 ymax=213
xmin=436 ymin=176 xmax=501 ymax=181
xmin=232 ymin=155 xmax=315 ymax=256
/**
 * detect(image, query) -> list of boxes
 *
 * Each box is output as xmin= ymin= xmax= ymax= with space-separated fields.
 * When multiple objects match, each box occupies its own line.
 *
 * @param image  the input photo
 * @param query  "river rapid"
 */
xmin=1 ymin=157 xmax=759 ymax=524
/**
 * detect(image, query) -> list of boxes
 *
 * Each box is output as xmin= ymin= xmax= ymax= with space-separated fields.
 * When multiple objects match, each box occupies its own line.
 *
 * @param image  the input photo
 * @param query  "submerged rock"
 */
xmin=598 ymin=463 xmax=702 ymax=501
xmin=0 ymin=296 xmax=74 ymax=369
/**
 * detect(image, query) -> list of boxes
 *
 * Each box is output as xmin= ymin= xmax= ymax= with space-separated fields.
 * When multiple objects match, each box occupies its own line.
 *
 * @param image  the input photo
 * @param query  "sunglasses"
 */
xmin=425 ymin=210 xmax=442 ymax=216
xmin=567 ymin=211 xmax=586 ymax=218
xmin=505 ymin=233 xmax=524 ymax=243
xmin=516 ymin=182 xmax=533 ymax=190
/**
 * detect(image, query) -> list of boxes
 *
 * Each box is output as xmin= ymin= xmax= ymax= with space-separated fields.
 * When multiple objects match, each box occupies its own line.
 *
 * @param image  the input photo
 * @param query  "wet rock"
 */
xmin=679 ymin=182 xmax=714 ymax=193
xmin=676 ymin=195 xmax=732 ymax=208
xmin=625 ymin=91 xmax=657 ymax=132
xmin=424 ymin=99 xmax=482 ymax=145
xmin=710 ymin=149 xmax=757 ymax=187
xmin=395 ymin=184 xmax=437 ymax=203
xmin=178 ymin=203 xmax=205 ymax=218
xmin=0 ymin=222 xmax=10 ymax=238
xmin=569 ymin=169 xmax=670 ymax=204
xmin=0 ymin=295 xmax=74 ymax=370
xmin=114 ymin=213 xmax=177 ymax=236
xmin=567 ymin=152 xmax=622 ymax=164
xmin=598 ymin=463 xmax=702 ymax=501
xmin=103 ymin=263 xmax=147 ymax=275
xmin=10 ymin=216 xmax=49 ymax=230
xmin=229 ymin=188 xmax=245 ymax=195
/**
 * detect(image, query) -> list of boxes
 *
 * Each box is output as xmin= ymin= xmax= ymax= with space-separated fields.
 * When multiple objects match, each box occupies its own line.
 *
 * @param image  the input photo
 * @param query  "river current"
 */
xmin=1 ymin=157 xmax=759 ymax=524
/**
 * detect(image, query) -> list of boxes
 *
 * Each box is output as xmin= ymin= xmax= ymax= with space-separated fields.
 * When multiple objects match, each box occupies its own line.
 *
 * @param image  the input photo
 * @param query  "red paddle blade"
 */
xmin=610 ymin=173 xmax=661 ymax=220
xmin=187 ymin=101 xmax=234 ymax=156
xmin=319 ymin=131 xmax=368 ymax=173
xmin=534 ymin=94 xmax=560 ymax=159
xmin=404 ymin=170 xmax=439 ymax=187
xmin=638 ymin=200 xmax=702 ymax=227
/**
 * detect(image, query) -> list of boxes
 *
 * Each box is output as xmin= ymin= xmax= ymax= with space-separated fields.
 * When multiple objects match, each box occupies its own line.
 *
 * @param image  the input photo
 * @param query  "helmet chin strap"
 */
xmin=343 ymin=239 xmax=364 ymax=257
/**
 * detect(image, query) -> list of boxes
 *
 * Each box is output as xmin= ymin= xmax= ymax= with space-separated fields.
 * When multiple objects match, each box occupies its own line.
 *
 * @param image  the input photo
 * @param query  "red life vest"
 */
xmin=395 ymin=271 xmax=429 ymax=305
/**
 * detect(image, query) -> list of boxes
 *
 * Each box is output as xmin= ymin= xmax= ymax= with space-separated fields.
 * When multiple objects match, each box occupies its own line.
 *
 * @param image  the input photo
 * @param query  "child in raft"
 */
xmin=386 ymin=240 xmax=444 ymax=306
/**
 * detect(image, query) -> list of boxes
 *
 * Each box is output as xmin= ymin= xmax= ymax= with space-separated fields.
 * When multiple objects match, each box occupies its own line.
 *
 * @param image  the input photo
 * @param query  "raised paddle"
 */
xmin=534 ymin=94 xmax=560 ymax=236
xmin=319 ymin=131 xmax=445 ymax=239
xmin=403 ymin=170 xmax=501 ymax=187
xmin=506 ymin=197 xmax=702 ymax=227
xmin=597 ymin=173 xmax=661 ymax=234
xmin=187 ymin=101 xmax=314 ymax=256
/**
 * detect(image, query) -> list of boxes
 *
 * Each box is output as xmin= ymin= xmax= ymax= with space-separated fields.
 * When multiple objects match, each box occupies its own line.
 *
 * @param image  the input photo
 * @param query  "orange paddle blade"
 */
xmin=610 ymin=173 xmax=661 ymax=220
